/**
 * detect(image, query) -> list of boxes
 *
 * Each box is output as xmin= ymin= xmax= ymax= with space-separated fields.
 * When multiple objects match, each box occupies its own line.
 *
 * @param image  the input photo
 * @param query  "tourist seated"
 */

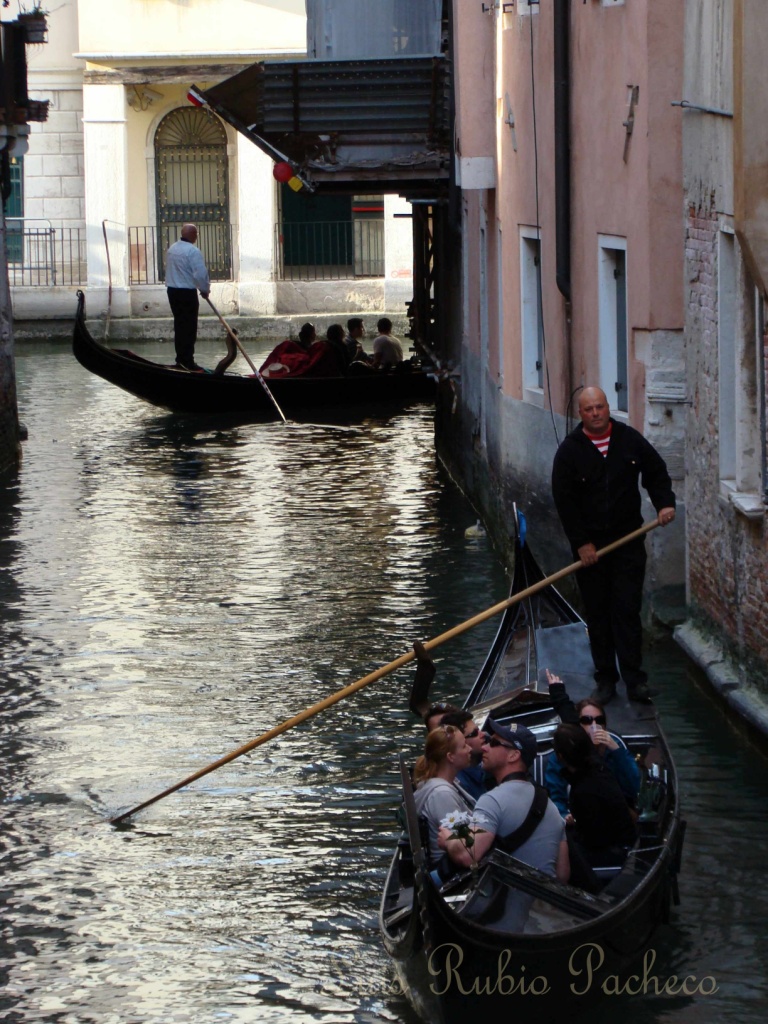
xmin=259 ymin=322 xmax=317 ymax=377
xmin=344 ymin=317 xmax=372 ymax=364
xmin=545 ymin=669 xmax=640 ymax=818
xmin=440 ymin=709 xmax=492 ymax=801
xmin=321 ymin=323 xmax=352 ymax=373
xmin=412 ymin=725 xmax=475 ymax=867
xmin=552 ymin=724 xmax=638 ymax=885
xmin=371 ymin=317 xmax=404 ymax=369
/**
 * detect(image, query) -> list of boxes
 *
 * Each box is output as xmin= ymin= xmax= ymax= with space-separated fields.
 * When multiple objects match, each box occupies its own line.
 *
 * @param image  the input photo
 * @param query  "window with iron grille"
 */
xmin=154 ymin=107 xmax=232 ymax=281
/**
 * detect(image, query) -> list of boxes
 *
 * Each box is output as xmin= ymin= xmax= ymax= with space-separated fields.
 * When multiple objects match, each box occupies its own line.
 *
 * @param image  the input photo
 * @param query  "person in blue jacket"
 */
xmin=544 ymin=669 xmax=640 ymax=819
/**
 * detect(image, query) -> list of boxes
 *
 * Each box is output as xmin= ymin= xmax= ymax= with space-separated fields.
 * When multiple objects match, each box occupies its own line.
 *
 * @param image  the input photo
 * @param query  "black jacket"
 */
xmin=551 ymin=419 xmax=675 ymax=550
xmin=568 ymin=763 xmax=638 ymax=852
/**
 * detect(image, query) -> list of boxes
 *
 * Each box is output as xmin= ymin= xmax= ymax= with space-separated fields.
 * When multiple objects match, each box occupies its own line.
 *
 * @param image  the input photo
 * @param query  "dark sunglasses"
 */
xmin=464 ymin=727 xmax=480 ymax=740
xmin=579 ymin=714 xmax=606 ymax=726
xmin=487 ymin=736 xmax=515 ymax=749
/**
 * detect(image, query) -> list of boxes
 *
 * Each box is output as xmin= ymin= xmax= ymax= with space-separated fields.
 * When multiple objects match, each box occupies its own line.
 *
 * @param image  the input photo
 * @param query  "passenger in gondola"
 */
xmin=412 ymin=725 xmax=475 ymax=868
xmin=544 ymin=669 xmax=640 ymax=819
xmin=407 ymin=641 xmax=490 ymax=798
xmin=552 ymin=723 xmax=638 ymax=888
xmin=439 ymin=720 xmax=569 ymax=881
xmin=259 ymin=322 xmax=317 ymax=377
xmin=318 ymin=323 xmax=352 ymax=374
xmin=440 ymin=709 xmax=492 ymax=801
xmin=344 ymin=317 xmax=372 ymax=363
xmin=371 ymin=317 xmax=404 ymax=369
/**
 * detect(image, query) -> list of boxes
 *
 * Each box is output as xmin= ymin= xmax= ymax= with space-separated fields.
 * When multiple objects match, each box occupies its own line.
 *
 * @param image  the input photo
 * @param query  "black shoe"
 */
xmin=626 ymin=682 xmax=658 ymax=704
xmin=590 ymin=683 xmax=616 ymax=704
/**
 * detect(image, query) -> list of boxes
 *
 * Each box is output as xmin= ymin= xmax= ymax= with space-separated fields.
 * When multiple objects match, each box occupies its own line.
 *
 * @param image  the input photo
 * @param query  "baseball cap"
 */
xmin=485 ymin=718 xmax=537 ymax=767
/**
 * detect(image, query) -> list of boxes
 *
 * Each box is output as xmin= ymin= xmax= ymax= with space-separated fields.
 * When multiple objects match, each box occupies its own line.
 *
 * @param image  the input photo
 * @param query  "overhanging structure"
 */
xmin=193 ymin=55 xmax=452 ymax=196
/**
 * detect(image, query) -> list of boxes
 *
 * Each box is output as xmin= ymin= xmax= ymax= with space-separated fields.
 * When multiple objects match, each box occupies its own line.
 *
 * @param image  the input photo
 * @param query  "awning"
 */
xmin=193 ymin=55 xmax=451 ymax=194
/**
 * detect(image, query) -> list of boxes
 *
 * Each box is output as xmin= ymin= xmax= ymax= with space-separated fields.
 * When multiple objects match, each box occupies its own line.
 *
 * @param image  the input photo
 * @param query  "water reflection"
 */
xmin=1 ymin=342 xmax=767 ymax=1023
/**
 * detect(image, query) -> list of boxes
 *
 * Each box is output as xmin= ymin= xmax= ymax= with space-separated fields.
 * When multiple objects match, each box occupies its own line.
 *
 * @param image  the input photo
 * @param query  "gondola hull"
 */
xmin=72 ymin=293 xmax=436 ymax=420
xmin=380 ymin=520 xmax=684 ymax=1023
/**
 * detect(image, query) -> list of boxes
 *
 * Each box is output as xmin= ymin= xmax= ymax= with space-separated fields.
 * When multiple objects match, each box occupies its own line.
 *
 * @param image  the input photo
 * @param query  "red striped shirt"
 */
xmin=585 ymin=424 xmax=612 ymax=457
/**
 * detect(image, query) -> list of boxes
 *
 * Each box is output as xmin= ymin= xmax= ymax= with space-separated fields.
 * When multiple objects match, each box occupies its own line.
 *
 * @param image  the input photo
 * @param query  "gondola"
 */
xmin=380 ymin=511 xmax=685 ymax=1024
xmin=72 ymin=292 xmax=437 ymax=420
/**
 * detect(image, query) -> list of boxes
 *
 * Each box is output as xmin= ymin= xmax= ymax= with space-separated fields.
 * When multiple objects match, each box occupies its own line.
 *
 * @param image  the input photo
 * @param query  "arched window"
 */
xmin=155 ymin=107 xmax=231 ymax=280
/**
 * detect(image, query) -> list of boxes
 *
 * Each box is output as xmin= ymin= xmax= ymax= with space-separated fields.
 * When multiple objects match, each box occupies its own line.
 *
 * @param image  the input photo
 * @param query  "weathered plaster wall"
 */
xmin=682 ymin=0 xmax=768 ymax=681
xmin=437 ymin=1 xmax=686 ymax=618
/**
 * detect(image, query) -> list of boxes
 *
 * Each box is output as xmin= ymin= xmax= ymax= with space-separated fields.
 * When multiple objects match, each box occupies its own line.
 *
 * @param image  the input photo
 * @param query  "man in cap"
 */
xmin=439 ymin=718 xmax=569 ymax=883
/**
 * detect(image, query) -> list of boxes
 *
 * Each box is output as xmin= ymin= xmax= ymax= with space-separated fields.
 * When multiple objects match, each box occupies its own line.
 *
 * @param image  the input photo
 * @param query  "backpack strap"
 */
xmin=494 ymin=783 xmax=550 ymax=856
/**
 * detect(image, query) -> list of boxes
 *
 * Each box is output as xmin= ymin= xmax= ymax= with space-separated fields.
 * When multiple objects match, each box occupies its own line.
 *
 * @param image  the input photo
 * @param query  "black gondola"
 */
xmin=380 ymin=512 xmax=685 ymax=1023
xmin=72 ymin=292 xmax=437 ymax=420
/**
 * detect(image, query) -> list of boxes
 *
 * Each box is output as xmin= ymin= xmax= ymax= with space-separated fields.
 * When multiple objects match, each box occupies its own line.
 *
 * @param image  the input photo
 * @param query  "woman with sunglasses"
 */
xmin=412 ymin=725 xmax=474 ymax=866
xmin=544 ymin=669 xmax=640 ymax=820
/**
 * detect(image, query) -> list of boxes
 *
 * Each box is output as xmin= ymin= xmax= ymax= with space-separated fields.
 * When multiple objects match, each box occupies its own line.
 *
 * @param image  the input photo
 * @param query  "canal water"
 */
xmin=2 ymin=338 xmax=768 ymax=1024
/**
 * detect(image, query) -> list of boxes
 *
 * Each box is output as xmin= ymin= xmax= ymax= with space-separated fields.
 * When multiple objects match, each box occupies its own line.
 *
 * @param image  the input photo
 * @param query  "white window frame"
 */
xmin=520 ymin=226 xmax=543 ymax=403
xmin=717 ymin=226 xmax=764 ymax=515
xmin=717 ymin=228 xmax=737 ymax=489
xmin=597 ymin=234 xmax=629 ymax=417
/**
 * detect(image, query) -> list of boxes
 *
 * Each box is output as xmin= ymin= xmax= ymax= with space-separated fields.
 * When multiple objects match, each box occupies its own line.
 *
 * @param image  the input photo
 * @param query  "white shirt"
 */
xmin=165 ymin=239 xmax=210 ymax=293
xmin=372 ymin=333 xmax=404 ymax=366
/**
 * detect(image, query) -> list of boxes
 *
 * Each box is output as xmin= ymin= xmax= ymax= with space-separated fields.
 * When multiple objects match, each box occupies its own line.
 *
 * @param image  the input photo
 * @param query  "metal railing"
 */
xmin=6 ymin=221 xmax=87 ymax=286
xmin=275 ymin=219 xmax=385 ymax=281
xmin=129 ymin=224 xmax=234 ymax=285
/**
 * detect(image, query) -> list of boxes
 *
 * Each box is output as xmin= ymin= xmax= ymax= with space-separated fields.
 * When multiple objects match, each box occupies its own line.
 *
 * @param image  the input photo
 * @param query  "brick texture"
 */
xmin=685 ymin=200 xmax=768 ymax=672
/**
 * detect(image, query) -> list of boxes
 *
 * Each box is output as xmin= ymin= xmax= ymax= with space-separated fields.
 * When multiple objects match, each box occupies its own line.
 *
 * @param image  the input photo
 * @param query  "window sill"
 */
xmin=719 ymin=480 xmax=765 ymax=518
xmin=730 ymin=492 xmax=766 ymax=520
xmin=523 ymin=387 xmax=544 ymax=408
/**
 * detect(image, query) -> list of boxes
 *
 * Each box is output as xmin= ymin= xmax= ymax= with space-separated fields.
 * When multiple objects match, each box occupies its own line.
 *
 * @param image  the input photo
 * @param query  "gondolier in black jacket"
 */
xmin=165 ymin=223 xmax=210 ymax=371
xmin=551 ymin=386 xmax=676 ymax=704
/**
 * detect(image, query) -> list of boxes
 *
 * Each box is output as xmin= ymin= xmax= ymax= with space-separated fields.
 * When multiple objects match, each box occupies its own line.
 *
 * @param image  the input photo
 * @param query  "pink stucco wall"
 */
xmin=455 ymin=2 xmax=684 ymax=421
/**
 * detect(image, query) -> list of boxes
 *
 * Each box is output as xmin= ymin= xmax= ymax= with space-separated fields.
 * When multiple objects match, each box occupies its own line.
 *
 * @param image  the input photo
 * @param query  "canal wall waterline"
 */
xmin=11 ymin=312 xmax=414 ymax=345
xmin=675 ymin=620 xmax=768 ymax=744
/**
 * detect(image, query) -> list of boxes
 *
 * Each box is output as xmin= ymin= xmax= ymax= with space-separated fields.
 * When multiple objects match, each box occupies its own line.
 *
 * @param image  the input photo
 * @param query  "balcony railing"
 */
xmin=6 ymin=221 xmax=87 ymax=286
xmin=129 ymin=224 xmax=233 ymax=285
xmin=275 ymin=219 xmax=385 ymax=281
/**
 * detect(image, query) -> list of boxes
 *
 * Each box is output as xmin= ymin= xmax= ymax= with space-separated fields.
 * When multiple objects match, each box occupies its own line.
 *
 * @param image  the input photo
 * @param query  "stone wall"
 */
xmin=24 ymin=89 xmax=85 ymax=230
xmin=684 ymin=196 xmax=768 ymax=680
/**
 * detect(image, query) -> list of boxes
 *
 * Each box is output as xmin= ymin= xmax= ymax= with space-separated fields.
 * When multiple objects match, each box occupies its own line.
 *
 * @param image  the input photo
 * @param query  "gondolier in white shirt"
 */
xmin=165 ymin=223 xmax=210 ymax=371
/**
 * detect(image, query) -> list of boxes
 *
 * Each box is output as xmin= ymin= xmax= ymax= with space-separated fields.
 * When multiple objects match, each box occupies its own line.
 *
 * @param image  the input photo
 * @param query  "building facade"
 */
xmin=676 ymin=0 xmax=768 ymax=694
xmin=436 ymin=0 xmax=687 ymax=617
xmin=5 ymin=0 xmax=413 ymax=332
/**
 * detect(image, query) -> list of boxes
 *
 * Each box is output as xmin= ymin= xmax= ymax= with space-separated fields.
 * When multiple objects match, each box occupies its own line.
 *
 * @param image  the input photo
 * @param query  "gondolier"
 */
xmin=165 ymin=223 xmax=210 ymax=371
xmin=551 ymin=386 xmax=676 ymax=704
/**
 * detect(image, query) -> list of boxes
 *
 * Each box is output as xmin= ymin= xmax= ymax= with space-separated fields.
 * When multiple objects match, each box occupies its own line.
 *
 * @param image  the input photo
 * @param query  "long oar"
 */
xmin=109 ymin=518 xmax=659 ymax=825
xmin=205 ymin=297 xmax=287 ymax=423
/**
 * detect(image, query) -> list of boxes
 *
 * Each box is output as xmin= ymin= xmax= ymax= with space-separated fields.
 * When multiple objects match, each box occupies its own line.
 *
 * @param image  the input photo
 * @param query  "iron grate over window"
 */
xmin=154 ymin=107 xmax=232 ymax=280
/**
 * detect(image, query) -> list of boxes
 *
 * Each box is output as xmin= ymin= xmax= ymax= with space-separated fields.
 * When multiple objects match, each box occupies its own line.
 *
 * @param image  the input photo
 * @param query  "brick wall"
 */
xmin=685 ymin=199 xmax=768 ymax=674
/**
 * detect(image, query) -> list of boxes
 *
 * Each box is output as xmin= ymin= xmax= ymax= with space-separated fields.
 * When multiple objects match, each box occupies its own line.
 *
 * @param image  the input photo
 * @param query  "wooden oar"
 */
xmin=205 ymin=297 xmax=287 ymax=423
xmin=109 ymin=518 xmax=659 ymax=825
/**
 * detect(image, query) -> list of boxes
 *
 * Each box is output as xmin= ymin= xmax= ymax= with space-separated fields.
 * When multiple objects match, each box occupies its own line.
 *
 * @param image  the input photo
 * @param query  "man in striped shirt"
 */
xmin=551 ymin=387 xmax=676 ymax=704
xmin=165 ymin=223 xmax=210 ymax=371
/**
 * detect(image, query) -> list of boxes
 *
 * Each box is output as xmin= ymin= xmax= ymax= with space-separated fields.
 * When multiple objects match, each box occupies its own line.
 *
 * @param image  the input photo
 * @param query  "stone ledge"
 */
xmin=675 ymin=621 xmax=768 ymax=740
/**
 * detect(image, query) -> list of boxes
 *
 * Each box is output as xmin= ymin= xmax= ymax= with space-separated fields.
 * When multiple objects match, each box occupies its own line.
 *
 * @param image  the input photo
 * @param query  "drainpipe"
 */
xmin=553 ymin=0 xmax=573 ymax=425
xmin=554 ymin=0 xmax=571 ymax=303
